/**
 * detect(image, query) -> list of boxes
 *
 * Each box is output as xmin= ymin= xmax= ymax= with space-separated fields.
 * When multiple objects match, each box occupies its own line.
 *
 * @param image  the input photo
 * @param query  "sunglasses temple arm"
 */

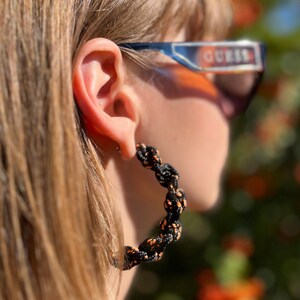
xmin=119 ymin=43 xmax=173 ymax=55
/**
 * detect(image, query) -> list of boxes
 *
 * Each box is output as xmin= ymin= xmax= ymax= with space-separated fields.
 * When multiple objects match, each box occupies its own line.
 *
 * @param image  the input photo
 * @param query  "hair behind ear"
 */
xmin=0 ymin=2 xmax=123 ymax=299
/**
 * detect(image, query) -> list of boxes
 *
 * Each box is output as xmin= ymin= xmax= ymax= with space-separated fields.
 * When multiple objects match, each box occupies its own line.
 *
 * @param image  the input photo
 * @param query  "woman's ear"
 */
xmin=72 ymin=38 xmax=138 ymax=160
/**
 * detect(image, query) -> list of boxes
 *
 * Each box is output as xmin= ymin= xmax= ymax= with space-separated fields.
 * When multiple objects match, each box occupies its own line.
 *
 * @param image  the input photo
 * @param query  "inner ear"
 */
xmin=81 ymin=50 xmax=118 ymax=101
xmin=97 ymin=59 xmax=117 ymax=98
xmin=114 ymin=99 xmax=128 ymax=117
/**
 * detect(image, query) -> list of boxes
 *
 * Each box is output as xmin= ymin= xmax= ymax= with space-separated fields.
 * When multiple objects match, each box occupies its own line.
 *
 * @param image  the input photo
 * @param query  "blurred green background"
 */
xmin=128 ymin=0 xmax=300 ymax=299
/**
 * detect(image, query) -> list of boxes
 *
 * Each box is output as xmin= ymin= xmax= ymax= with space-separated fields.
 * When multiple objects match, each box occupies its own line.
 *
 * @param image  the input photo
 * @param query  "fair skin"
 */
xmin=73 ymin=37 xmax=231 ymax=298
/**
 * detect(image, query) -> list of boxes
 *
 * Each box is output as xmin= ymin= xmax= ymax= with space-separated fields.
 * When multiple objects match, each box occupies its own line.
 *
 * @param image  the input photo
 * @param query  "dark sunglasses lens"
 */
xmin=214 ymin=72 xmax=261 ymax=114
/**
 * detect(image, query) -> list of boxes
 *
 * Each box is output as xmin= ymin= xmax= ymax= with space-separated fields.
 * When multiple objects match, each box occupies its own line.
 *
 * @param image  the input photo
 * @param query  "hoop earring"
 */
xmin=114 ymin=143 xmax=187 ymax=270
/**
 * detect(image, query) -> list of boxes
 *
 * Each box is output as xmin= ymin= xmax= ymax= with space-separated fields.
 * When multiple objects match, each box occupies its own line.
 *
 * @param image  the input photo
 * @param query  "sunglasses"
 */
xmin=119 ymin=41 xmax=266 ymax=115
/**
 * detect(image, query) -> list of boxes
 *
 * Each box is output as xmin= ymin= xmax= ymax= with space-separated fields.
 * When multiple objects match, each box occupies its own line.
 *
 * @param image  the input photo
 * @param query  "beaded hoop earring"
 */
xmin=114 ymin=143 xmax=187 ymax=270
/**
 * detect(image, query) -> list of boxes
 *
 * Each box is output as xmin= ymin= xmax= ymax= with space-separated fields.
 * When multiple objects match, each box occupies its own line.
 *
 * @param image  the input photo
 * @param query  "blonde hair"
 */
xmin=0 ymin=1 xmax=231 ymax=299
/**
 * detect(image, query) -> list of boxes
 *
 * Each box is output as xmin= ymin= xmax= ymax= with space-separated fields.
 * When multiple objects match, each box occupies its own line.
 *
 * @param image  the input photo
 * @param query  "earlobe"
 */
xmin=72 ymin=38 xmax=138 ymax=160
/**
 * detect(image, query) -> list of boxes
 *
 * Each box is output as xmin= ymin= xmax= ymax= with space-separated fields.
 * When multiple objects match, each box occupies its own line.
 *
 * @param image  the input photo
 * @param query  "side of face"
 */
xmin=72 ymin=37 xmax=230 ymax=214
xmin=128 ymin=62 xmax=230 ymax=210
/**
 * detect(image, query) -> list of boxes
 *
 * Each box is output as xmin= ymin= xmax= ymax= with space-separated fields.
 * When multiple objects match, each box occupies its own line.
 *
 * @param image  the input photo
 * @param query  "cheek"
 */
xmin=173 ymin=101 xmax=230 ymax=210
xmin=138 ymin=74 xmax=230 ymax=211
xmin=149 ymin=95 xmax=229 ymax=210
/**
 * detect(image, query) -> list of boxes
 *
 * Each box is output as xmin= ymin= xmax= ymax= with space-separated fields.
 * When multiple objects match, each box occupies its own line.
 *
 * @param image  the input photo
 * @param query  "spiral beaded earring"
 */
xmin=114 ymin=143 xmax=187 ymax=270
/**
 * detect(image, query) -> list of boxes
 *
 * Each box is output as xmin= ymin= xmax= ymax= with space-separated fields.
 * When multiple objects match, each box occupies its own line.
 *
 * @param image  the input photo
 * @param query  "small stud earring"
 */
xmin=116 ymin=145 xmax=121 ymax=154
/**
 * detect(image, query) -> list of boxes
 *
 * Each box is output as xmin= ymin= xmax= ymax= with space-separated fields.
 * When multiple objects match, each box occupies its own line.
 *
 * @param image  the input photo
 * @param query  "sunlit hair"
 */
xmin=0 ymin=0 xmax=231 ymax=299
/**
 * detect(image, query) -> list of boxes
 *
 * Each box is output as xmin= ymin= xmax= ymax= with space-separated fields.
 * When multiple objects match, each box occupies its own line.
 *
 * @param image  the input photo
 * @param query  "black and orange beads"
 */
xmin=120 ymin=143 xmax=187 ymax=270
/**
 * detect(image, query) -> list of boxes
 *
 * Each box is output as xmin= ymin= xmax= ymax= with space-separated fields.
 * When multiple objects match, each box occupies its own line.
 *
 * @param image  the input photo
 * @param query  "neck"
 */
xmin=106 ymin=154 xmax=165 ymax=299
